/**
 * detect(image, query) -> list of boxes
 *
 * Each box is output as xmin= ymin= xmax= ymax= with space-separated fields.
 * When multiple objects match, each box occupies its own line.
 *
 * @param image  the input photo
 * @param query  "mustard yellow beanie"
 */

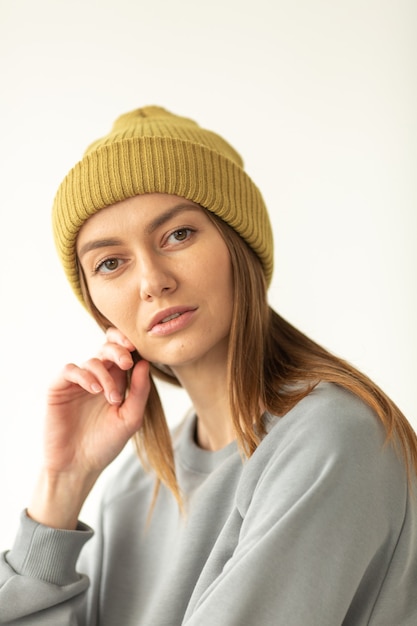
xmin=52 ymin=106 xmax=274 ymax=302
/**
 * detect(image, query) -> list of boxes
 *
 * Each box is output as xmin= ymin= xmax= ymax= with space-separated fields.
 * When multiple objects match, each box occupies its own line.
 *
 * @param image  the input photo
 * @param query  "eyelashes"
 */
xmin=166 ymin=227 xmax=195 ymax=244
xmin=94 ymin=257 xmax=123 ymax=275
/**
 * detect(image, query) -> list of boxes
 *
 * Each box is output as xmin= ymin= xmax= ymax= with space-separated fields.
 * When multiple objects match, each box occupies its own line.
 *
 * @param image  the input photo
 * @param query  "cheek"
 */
xmin=214 ymin=246 xmax=233 ymax=293
xmin=88 ymin=285 xmax=134 ymax=331
xmin=202 ymin=248 xmax=234 ymax=316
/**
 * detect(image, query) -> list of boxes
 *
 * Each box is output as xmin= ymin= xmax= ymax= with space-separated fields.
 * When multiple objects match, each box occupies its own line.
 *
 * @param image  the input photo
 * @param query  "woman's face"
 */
xmin=77 ymin=193 xmax=234 ymax=374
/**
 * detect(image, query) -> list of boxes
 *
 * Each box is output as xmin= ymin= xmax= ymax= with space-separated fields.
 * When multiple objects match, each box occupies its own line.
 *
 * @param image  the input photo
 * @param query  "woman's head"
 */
xmin=52 ymin=106 xmax=274 ymax=307
xmin=76 ymin=192 xmax=269 ymax=385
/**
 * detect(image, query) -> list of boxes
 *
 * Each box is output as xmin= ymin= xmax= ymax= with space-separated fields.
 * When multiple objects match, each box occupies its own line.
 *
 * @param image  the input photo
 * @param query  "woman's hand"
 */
xmin=28 ymin=329 xmax=150 ymax=529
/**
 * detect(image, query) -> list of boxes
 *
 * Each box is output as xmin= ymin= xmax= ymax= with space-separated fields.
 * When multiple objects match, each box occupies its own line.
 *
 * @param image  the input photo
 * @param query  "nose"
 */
xmin=138 ymin=254 xmax=177 ymax=301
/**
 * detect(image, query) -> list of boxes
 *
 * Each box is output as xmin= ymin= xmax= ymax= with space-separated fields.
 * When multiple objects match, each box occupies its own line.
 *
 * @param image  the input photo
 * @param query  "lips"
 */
xmin=147 ymin=306 xmax=197 ymax=332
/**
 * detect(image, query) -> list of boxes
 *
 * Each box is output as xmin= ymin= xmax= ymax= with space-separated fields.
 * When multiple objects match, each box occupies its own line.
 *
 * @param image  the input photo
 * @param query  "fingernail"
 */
xmin=119 ymin=355 xmax=133 ymax=367
xmin=110 ymin=391 xmax=122 ymax=404
xmin=91 ymin=383 xmax=102 ymax=393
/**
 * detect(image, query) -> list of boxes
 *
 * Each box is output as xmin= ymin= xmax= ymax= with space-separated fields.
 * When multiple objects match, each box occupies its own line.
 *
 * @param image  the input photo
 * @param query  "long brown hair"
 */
xmin=79 ymin=209 xmax=417 ymax=508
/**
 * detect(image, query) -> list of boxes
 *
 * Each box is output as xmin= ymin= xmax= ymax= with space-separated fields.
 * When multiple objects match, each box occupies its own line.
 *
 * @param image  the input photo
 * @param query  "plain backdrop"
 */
xmin=0 ymin=0 xmax=416 ymax=548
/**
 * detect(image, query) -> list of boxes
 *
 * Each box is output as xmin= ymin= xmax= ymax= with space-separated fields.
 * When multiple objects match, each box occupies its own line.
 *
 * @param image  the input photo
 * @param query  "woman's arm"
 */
xmin=28 ymin=334 xmax=150 ymax=530
xmin=0 ymin=331 xmax=149 ymax=624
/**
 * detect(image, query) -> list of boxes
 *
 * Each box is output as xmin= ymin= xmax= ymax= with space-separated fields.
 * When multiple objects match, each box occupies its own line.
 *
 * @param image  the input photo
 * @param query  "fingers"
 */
xmin=50 ymin=327 xmax=147 ymax=409
xmin=59 ymin=359 xmax=125 ymax=405
xmin=98 ymin=343 xmax=134 ymax=370
xmin=98 ymin=328 xmax=137 ymax=370
xmin=105 ymin=327 xmax=135 ymax=350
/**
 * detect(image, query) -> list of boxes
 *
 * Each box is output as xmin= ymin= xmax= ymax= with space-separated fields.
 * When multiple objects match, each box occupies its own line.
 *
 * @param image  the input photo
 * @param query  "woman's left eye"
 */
xmin=94 ymin=257 xmax=122 ymax=274
xmin=167 ymin=228 xmax=194 ymax=244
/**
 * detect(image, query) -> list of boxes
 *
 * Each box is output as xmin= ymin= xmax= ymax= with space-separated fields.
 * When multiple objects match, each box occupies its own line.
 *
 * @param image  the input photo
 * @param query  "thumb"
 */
xmin=119 ymin=359 xmax=151 ymax=433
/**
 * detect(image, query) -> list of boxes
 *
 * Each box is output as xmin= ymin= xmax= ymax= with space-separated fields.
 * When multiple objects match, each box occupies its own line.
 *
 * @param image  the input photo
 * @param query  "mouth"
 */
xmin=147 ymin=306 xmax=197 ymax=332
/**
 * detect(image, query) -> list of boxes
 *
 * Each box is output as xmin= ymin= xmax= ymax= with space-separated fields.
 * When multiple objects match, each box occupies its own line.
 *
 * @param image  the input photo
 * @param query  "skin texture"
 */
xmin=28 ymin=194 xmax=235 ymax=529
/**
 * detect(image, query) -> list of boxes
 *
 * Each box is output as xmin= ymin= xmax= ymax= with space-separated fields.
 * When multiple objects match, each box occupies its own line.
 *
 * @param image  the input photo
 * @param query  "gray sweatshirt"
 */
xmin=1 ymin=383 xmax=416 ymax=625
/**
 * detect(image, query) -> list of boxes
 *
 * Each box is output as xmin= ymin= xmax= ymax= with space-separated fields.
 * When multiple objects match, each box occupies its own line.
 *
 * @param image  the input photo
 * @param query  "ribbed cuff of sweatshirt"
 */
xmin=6 ymin=510 xmax=93 ymax=586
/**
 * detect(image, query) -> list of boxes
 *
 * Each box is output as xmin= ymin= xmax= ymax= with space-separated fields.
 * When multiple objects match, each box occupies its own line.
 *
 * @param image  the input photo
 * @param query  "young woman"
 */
xmin=1 ymin=106 xmax=416 ymax=625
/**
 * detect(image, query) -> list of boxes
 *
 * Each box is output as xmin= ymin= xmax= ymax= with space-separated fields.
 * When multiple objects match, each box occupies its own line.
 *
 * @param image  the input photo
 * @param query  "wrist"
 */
xmin=28 ymin=467 xmax=99 ymax=530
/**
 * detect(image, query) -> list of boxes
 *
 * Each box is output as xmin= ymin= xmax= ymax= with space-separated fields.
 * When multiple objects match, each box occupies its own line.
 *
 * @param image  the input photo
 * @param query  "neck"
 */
xmin=172 ymin=355 xmax=236 ymax=452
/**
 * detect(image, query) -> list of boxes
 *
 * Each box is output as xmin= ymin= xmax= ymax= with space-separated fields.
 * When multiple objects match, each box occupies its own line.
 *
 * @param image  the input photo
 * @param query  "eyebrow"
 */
xmin=78 ymin=237 xmax=124 ymax=259
xmin=78 ymin=202 xmax=202 ymax=259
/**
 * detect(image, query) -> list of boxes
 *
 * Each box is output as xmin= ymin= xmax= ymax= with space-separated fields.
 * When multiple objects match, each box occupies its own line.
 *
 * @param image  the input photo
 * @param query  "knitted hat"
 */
xmin=52 ymin=106 xmax=274 ymax=303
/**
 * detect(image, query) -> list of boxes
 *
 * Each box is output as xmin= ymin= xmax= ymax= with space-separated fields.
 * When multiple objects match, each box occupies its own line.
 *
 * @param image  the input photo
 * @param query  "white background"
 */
xmin=0 ymin=0 xmax=416 ymax=548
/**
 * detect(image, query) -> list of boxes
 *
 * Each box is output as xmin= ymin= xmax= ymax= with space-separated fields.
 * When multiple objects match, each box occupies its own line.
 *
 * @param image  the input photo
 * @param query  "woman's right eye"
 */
xmin=95 ymin=258 xmax=121 ymax=274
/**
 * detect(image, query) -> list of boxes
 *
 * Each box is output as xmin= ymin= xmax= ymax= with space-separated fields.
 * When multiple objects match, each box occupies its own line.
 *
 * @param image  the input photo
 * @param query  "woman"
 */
xmin=1 ymin=106 xmax=416 ymax=625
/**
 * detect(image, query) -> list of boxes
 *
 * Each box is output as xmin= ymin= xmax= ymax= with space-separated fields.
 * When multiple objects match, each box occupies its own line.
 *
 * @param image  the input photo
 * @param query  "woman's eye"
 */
xmin=167 ymin=228 xmax=193 ymax=244
xmin=95 ymin=258 xmax=121 ymax=274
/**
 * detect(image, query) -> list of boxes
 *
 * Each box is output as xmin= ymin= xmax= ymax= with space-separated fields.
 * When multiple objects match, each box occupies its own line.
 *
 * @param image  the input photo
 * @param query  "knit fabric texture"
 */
xmin=52 ymin=106 xmax=274 ymax=303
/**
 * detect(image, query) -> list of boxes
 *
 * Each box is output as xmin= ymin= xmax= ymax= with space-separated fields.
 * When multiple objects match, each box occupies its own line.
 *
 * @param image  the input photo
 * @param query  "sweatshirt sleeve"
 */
xmin=0 ymin=511 xmax=93 ymax=624
xmin=183 ymin=385 xmax=413 ymax=626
